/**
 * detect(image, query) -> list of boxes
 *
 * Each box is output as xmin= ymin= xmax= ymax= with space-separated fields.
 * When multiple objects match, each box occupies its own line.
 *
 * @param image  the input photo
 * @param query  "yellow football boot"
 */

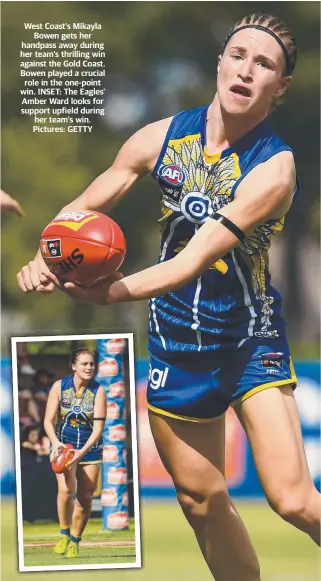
xmin=65 ymin=540 xmax=80 ymax=558
xmin=53 ymin=534 xmax=70 ymax=555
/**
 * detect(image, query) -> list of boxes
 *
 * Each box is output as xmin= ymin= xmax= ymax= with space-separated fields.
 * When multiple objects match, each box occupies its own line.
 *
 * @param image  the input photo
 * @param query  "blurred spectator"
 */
xmin=0 ymin=189 xmax=24 ymax=216
xmin=18 ymin=367 xmax=41 ymax=426
xmin=17 ymin=342 xmax=36 ymax=375
xmin=31 ymin=369 xmax=52 ymax=418
xmin=21 ymin=425 xmax=49 ymax=457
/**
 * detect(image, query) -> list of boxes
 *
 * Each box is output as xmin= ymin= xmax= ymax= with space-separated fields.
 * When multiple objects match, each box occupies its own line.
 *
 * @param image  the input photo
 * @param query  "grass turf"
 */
xmin=24 ymin=545 xmax=136 ymax=567
xmin=22 ymin=517 xmax=137 ymax=567
xmin=2 ymin=499 xmax=320 ymax=580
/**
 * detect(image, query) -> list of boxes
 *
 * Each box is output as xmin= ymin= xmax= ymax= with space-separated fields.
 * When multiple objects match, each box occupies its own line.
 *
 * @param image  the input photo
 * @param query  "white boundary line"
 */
xmin=11 ymin=333 xmax=141 ymax=573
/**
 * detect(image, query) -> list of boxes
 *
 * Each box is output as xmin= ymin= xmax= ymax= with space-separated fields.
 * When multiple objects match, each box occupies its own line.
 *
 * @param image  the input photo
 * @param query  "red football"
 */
xmin=51 ymin=443 xmax=75 ymax=474
xmin=40 ymin=210 xmax=126 ymax=287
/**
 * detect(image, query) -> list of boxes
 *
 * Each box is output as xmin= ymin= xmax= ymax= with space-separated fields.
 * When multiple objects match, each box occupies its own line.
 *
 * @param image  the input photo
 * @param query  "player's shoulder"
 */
xmin=113 ymin=115 xmax=173 ymax=173
xmin=260 ymin=149 xmax=296 ymax=187
xmin=50 ymin=379 xmax=62 ymax=393
xmin=115 ymin=105 xmax=207 ymax=172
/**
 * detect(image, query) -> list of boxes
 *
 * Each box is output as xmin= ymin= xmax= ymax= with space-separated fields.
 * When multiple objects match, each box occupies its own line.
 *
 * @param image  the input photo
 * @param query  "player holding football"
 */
xmin=44 ymin=348 xmax=106 ymax=558
xmin=18 ymin=14 xmax=320 ymax=580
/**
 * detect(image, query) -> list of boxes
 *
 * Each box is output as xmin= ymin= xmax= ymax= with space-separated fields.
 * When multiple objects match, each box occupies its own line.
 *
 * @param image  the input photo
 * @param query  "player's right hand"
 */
xmin=16 ymin=256 xmax=59 ymax=293
xmin=50 ymin=441 xmax=67 ymax=462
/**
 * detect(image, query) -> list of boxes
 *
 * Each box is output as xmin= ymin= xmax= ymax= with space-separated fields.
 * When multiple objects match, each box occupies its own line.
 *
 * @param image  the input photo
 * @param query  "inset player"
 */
xmin=44 ymin=348 xmax=106 ymax=558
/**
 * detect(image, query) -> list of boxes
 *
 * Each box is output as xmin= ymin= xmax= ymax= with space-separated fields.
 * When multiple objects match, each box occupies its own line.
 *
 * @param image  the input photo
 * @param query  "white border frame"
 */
xmin=11 ymin=333 xmax=141 ymax=573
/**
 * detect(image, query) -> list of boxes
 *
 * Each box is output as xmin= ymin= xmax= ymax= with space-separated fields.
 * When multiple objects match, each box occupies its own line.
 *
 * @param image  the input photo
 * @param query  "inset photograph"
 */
xmin=12 ymin=334 xmax=140 ymax=572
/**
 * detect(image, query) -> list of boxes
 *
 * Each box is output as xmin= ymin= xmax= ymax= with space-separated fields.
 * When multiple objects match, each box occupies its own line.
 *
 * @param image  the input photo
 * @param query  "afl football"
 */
xmin=40 ymin=210 xmax=126 ymax=287
xmin=51 ymin=443 xmax=75 ymax=474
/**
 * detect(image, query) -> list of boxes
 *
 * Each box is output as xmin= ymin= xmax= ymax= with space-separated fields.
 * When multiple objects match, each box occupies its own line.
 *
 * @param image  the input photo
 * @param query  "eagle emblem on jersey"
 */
xmin=158 ymin=136 xmax=241 ymax=224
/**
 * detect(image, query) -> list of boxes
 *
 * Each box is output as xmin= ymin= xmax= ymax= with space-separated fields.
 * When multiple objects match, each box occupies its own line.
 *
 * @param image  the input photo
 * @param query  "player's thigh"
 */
xmin=281 ymin=385 xmax=310 ymax=470
xmin=76 ymin=463 xmax=100 ymax=497
xmin=148 ymin=410 xmax=226 ymax=497
xmin=56 ymin=466 xmax=77 ymax=495
xmin=234 ymin=386 xmax=312 ymax=506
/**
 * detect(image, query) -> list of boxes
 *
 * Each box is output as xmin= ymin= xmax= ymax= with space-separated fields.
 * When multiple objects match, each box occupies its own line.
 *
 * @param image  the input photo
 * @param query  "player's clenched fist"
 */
xmin=16 ymin=255 xmax=58 ymax=293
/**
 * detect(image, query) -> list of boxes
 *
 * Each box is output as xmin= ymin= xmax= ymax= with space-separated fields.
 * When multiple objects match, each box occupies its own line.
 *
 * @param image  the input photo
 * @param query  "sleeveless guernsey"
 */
xmin=148 ymin=105 xmax=295 ymax=357
xmin=55 ymin=375 xmax=103 ymax=452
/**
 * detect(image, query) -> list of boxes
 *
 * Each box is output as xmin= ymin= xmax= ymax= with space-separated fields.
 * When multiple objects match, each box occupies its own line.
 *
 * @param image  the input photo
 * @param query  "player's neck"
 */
xmin=73 ymin=374 xmax=89 ymax=392
xmin=206 ymin=94 xmax=268 ymax=153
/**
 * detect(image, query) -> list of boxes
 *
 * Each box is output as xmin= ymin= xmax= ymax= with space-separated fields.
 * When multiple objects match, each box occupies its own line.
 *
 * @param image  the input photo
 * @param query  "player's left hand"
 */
xmin=66 ymin=449 xmax=84 ymax=470
xmin=55 ymin=272 xmax=123 ymax=305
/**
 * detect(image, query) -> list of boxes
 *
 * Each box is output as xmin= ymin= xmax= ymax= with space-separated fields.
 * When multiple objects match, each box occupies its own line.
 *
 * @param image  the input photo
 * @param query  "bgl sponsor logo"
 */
xmin=149 ymin=365 xmax=169 ymax=390
xmin=159 ymin=164 xmax=185 ymax=186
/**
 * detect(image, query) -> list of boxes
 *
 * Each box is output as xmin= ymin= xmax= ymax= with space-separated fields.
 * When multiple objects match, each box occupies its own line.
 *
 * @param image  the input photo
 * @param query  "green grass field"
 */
xmin=2 ymin=499 xmax=320 ymax=580
xmin=23 ymin=517 xmax=136 ymax=568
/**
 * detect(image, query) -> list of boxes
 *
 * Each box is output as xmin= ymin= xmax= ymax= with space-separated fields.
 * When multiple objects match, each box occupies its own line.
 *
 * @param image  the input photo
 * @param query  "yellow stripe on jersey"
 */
xmin=203 ymin=146 xmax=221 ymax=164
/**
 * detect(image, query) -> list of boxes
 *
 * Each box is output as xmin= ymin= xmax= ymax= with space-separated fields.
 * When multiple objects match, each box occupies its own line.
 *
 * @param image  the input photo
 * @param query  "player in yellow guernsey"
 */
xmin=18 ymin=13 xmax=320 ymax=581
xmin=45 ymin=348 xmax=106 ymax=558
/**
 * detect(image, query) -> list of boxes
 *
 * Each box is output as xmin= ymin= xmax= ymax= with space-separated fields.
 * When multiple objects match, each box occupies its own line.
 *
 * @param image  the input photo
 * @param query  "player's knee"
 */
xmin=176 ymin=485 xmax=229 ymax=529
xmin=76 ymin=491 xmax=93 ymax=510
xmin=58 ymin=487 xmax=74 ymax=501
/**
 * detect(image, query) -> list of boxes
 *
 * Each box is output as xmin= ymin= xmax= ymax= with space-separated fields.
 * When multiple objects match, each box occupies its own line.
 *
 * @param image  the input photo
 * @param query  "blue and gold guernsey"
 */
xmin=55 ymin=376 xmax=103 ymax=463
xmin=149 ymin=105 xmax=296 ymax=358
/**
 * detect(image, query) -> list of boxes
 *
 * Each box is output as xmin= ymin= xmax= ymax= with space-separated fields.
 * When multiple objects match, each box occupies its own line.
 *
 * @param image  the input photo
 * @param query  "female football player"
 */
xmin=18 ymin=13 xmax=320 ymax=580
xmin=44 ymin=348 xmax=106 ymax=559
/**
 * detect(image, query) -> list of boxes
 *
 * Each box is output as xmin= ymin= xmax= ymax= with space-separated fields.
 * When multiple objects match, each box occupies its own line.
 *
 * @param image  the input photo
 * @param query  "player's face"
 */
xmin=217 ymin=29 xmax=291 ymax=118
xmin=72 ymin=353 xmax=95 ymax=382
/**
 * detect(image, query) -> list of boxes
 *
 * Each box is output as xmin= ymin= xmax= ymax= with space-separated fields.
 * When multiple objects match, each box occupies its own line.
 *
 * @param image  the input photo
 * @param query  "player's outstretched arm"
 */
xmin=16 ymin=118 xmax=171 ymax=294
xmin=62 ymin=151 xmax=296 ymax=305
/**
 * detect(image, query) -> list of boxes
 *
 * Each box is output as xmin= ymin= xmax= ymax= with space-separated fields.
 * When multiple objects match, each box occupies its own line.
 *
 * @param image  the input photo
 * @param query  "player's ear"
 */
xmin=274 ymin=74 xmax=292 ymax=99
xmin=217 ymin=54 xmax=222 ymax=73
xmin=71 ymin=363 xmax=76 ymax=372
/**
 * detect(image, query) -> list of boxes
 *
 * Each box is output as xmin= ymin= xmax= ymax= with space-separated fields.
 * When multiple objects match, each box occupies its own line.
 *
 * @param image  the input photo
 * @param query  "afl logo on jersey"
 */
xmin=181 ymin=192 xmax=214 ymax=224
xmin=159 ymin=164 xmax=185 ymax=186
xmin=73 ymin=405 xmax=82 ymax=414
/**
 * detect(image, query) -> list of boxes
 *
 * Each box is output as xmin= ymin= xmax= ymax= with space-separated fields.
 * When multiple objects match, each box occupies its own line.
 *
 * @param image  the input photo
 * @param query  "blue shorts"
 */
xmin=147 ymin=339 xmax=297 ymax=422
xmin=78 ymin=447 xmax=102 ymax=465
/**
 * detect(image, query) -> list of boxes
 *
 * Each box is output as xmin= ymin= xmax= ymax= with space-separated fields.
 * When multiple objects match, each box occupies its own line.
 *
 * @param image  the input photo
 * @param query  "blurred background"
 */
xmin=1 ymin=2 xmax=320 ymax=580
